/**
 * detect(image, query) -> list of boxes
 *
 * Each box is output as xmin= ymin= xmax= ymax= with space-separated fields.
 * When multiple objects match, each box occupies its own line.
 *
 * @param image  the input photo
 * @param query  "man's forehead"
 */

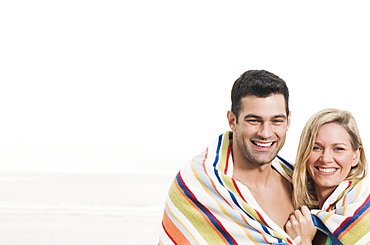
xmin=241 ymin=114 xmax=287 ymax=122
xmin=240 ymin=95 xmax=286 ymax=112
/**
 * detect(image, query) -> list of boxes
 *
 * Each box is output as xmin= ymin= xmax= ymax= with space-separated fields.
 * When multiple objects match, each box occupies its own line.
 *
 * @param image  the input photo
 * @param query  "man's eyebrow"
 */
xmin=273 ymin=114 xmax=287 ymax=119
xmin=243 ymin=114 xmax=262 ymax=119
xmin=243 ymin=114 xmax=287 ymax=119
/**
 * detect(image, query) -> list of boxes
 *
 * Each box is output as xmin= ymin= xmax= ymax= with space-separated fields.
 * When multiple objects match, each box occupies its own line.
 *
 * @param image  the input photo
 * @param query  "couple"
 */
xmin=158 ymin=70 xmax=370 ymax=244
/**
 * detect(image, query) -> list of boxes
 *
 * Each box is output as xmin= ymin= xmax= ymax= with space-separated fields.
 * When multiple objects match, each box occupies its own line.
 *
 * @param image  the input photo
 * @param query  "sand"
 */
xmin=0 ymin=171 xmax=174 ymax=245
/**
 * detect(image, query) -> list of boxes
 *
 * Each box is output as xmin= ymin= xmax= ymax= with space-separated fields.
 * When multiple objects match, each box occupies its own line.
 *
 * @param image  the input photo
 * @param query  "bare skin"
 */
xmin=228 ymin=94 xmax=294 ymax=229
xmin=286 ymin=206 xmax=317 ymax=245
xmin=286 ymin=211 xmax=327 ymax=245
xmin=233 ymin=164 xmax=294 ymax=228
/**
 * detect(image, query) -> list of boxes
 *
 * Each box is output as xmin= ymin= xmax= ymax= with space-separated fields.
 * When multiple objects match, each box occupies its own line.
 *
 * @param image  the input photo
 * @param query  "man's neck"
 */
xmin=232 ymin=161 xmax=277 ymax=187
xmin=232 ymin=153 xmax=294 ymax=229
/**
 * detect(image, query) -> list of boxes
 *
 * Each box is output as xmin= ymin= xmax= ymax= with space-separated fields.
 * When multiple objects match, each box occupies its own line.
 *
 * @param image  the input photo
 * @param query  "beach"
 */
xmin=0 ymin=170 xmax=174 ymax=245
xmin=3 ymin=0 xmax=369 ymax=244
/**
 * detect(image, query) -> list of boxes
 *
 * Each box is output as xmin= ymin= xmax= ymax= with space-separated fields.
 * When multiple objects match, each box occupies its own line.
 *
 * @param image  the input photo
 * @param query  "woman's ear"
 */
xmin=351 ymin=147 xmax=361 ymax=167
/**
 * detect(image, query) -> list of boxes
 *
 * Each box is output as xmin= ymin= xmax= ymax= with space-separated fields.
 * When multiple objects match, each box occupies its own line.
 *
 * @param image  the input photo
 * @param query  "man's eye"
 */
xmin=247 ymin=120 xmax=260 ymax=124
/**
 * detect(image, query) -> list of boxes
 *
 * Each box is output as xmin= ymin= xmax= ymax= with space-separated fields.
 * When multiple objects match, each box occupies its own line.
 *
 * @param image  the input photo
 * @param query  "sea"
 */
xmin=0 ymin=161 xmax=176 ymax=245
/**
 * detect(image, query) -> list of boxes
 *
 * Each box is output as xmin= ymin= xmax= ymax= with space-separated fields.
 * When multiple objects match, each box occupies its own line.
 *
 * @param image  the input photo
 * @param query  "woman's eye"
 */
xmin=334 ymin=147 xmax=345 ymax=151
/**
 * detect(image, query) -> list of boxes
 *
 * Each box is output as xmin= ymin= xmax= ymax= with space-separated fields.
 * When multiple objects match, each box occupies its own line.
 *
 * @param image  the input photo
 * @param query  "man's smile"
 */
xmin=251 ymin=140 xmax=275 ymax=148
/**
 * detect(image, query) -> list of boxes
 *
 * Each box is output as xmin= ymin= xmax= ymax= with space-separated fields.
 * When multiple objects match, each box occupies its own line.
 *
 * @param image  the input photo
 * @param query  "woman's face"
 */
xmin=306 ymin=123 xmax=360 ymax=196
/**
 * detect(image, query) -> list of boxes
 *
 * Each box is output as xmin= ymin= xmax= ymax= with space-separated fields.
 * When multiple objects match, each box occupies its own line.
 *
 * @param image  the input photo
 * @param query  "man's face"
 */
xmin=228 ymin=94 xmax=290 ymax=167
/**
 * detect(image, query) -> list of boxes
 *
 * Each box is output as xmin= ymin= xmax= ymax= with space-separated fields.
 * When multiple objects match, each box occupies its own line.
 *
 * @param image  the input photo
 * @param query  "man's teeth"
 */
xmin=254 ymin=142 xmax=273 ymax=147
xmin=318 ymin=167 xmax=337 ymax=173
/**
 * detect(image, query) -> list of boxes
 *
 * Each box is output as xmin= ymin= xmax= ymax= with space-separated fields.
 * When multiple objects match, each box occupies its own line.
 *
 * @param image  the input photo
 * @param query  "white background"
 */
xmin=1 ymin=1 xmax=369 ymax=174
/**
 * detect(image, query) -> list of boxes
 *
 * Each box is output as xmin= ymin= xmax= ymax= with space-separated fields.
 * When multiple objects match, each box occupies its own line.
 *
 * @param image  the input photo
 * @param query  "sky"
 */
xmin=1 ymin=1 xmax=369 ymax=174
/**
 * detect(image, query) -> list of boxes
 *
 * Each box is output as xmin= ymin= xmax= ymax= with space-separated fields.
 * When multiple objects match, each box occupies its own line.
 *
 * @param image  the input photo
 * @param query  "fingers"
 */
xmin=285 ymin=206 xmax=311 ymax=232
xmin=289 ymin=212 xmax=299 ymax=225
xmin=291 ymin=206 xmax=312 ymax=223
xmin=300 ymin=206 xmax=311 ymax=218
xmin=286 ymin=206 xmax=317 ymax=243
xmin=299 ymin=206 xmax=314 ymax=225
xmin=285 ymin=219 xmax=298 ymax=241
xmin=293 ymin=235 xmax=301 ymax=245
xmin=293 ymin=209 xmax=304 ymax=220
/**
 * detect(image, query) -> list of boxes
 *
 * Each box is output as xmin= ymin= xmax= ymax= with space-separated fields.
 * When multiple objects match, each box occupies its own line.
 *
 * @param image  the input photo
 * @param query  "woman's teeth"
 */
xmin=317 ymin=167 xmax=337 ymax=173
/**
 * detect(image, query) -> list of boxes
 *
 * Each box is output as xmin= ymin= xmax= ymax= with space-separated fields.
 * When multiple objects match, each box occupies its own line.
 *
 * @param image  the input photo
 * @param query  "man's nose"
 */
xmin=257 ymin=123 xmax=273 ymax=139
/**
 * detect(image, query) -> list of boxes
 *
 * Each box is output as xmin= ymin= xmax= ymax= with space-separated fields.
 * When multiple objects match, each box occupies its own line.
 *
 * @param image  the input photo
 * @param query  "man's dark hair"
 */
xmin=231 ymin=70 xmax=289 ymax=122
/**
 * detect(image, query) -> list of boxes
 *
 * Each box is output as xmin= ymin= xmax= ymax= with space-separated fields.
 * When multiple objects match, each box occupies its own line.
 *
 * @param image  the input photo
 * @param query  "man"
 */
xmin=159 ymin=70 xmax=297 ymax=244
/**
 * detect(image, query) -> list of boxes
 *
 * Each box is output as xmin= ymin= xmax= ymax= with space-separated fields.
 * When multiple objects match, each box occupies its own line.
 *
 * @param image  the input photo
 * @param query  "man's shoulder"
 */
xmin=179 ymin=132 xmax=232 ymax=173
xmin=273 ymin=155 xmax=294 ymax=181
xmin=276 ymin=155 xmax=294 ymax=170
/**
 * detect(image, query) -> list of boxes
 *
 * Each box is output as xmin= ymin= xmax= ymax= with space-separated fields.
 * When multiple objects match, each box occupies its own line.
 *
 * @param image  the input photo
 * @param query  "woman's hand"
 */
xmin=293 ymin=236 xmax=301 ymax=245
xmin=285 ymin=206 xmax=316 ymax=245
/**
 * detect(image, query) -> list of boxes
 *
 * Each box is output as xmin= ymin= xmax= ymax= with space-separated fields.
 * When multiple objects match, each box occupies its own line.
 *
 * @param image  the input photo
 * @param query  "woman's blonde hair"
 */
xmin=292 ymin=108 xmax=367 ymax=209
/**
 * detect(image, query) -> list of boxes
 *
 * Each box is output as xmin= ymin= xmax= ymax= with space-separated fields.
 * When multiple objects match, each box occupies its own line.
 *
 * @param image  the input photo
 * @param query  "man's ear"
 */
xmin=227 ymin=111 xmax=237 ymax=131
xmin=287 ymin=111 xmax=292 ymax=130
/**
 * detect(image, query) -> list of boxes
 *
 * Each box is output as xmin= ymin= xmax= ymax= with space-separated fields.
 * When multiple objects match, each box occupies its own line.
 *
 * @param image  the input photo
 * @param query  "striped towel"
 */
xmin=311 ymin=176 xmax=370 ymax=245
xmin=159 ymin=131 xmax=296 ymax=244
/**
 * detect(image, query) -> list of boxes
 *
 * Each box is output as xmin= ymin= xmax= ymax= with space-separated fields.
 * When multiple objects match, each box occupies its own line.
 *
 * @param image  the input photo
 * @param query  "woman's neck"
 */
xmin=315 ymin=186 xmax=337 ymax=209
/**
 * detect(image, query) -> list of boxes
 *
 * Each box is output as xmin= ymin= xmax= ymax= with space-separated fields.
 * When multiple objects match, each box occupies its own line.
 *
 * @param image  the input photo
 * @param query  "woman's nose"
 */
xmin=320 ymin=150 xmax=333 ymax=163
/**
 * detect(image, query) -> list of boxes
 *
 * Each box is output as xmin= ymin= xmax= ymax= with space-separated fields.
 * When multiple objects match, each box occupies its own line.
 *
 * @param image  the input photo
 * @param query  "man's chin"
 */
xmin=251 ymin=153 xmax=277 ymax=166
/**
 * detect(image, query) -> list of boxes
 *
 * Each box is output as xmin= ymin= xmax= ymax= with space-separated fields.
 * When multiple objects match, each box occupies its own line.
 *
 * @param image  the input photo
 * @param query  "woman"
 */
xmin=286 ymin=108 xmax=369 ymax=245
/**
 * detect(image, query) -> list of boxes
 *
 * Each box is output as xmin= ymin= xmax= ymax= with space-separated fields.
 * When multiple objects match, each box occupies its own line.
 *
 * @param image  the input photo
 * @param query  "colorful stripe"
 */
xmin=312 ymin=177 xmax=370 ymax=244
xmin=159 ymin=131 xmax=294 ymax=244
